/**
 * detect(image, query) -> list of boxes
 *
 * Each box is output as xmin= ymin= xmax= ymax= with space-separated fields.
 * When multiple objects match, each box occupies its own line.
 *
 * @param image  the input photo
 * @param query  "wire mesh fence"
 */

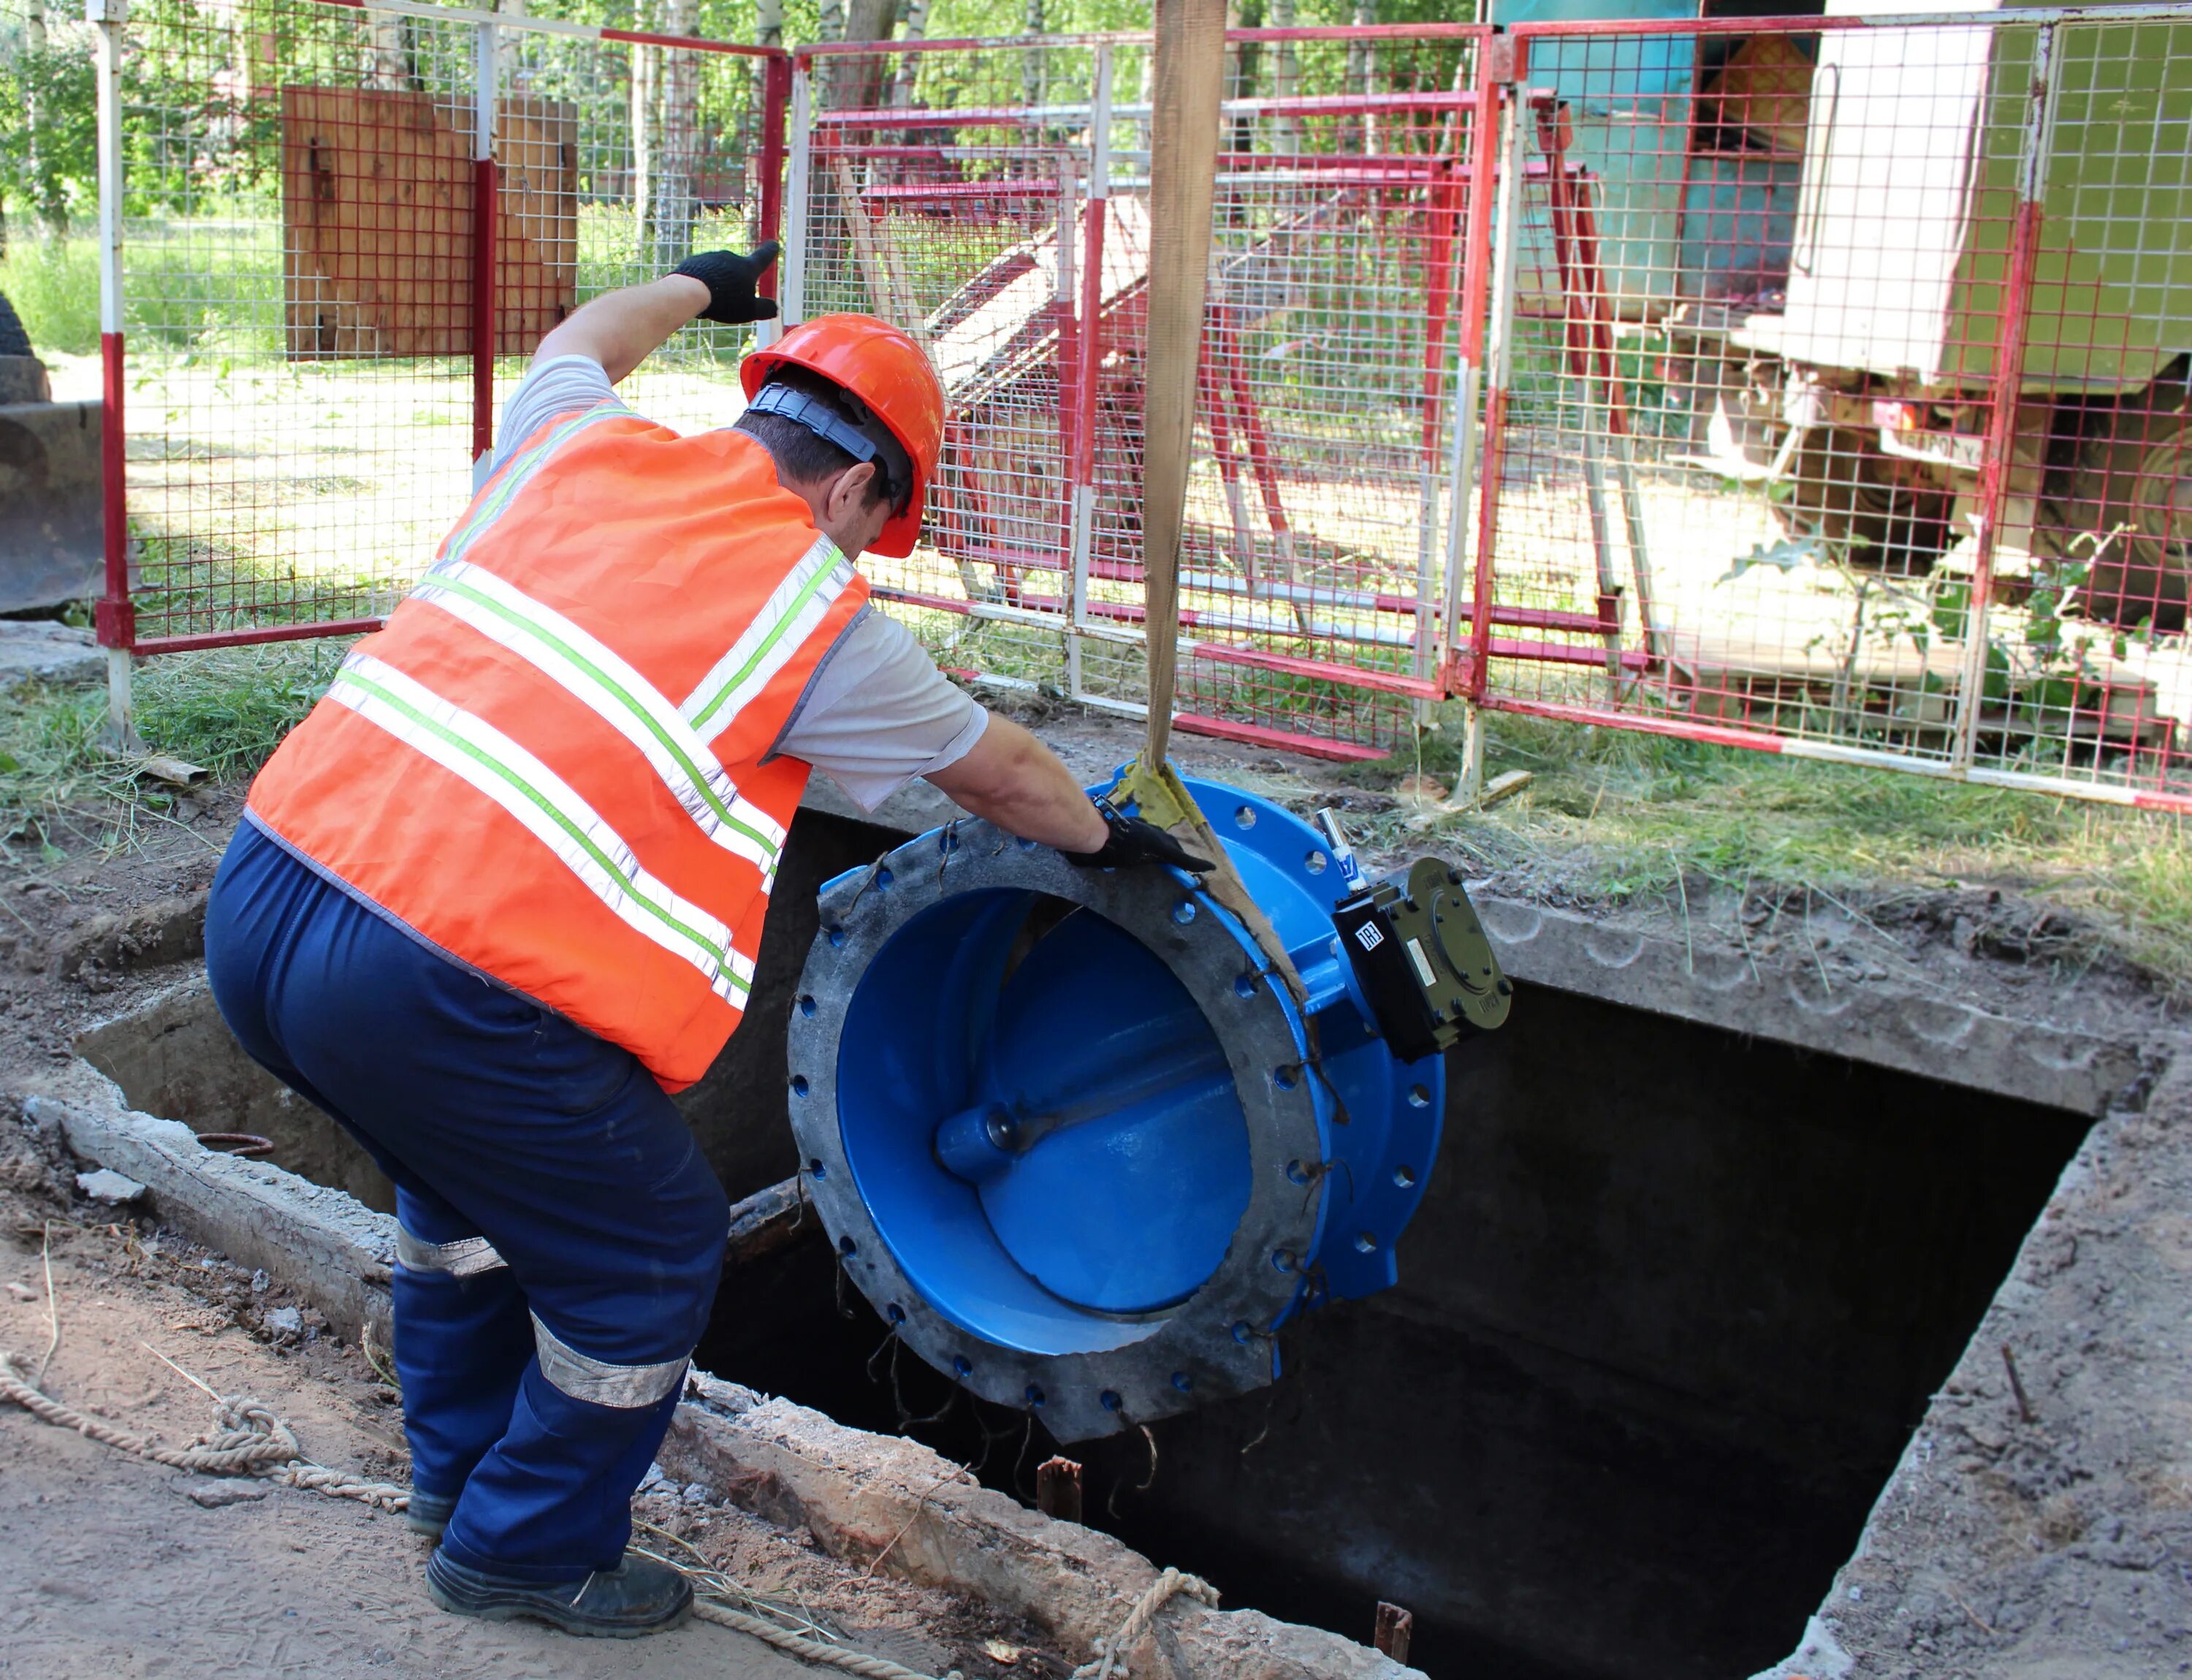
xmin=1474 ymin=9 xmax=2192 ymax=808
xmin=104 ymin=0 xmax=777 ymax=651
xmin=794 ymin=26 xmax=1491 ymax=759
xmin=77 ymin=4 xmax=2192 ymax=806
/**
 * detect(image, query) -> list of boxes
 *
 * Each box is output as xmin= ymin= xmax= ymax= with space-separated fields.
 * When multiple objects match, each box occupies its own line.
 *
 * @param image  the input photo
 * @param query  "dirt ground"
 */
xmin=0 ymin=788 xmax=1065 ymax=1679
xmin=4 ymin=703 xmax=2191 ymax=1679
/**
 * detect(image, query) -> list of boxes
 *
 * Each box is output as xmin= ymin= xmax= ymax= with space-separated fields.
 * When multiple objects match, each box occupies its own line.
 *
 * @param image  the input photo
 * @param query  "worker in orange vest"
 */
xmin=204 ymin=245 xmax=1207 ymax=1636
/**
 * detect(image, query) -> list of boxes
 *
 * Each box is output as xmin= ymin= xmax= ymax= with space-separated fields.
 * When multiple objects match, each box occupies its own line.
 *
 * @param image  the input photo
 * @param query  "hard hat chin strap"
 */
xmin=746 ymin=381 xmax=909 ymax=513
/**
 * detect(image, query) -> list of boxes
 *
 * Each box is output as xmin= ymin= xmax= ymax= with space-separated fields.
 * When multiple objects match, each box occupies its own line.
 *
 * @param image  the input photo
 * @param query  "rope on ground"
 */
xmin=1070 ymin=1566 xmax=1221 ymax=1680
xmin=0 ymin=1348 xmax=410 ymax=1512
xmin=7 ymin=1345 xmax=1163 ymax=1680
xmin=692 ymin=1599 xmax=961 ymax=1680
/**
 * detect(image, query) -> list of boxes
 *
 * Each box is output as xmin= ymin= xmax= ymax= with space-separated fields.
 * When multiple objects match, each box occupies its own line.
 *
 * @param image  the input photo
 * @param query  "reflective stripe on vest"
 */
xmin=682 ymin=535 xmax=855 ymax=734
xmin=246 ymin=410 xmax=864 ymax=1089
xmin=328 ymin=652 xmax=759 ymax=1006
xmin=411 ymin=558 xmax=789 ymax=872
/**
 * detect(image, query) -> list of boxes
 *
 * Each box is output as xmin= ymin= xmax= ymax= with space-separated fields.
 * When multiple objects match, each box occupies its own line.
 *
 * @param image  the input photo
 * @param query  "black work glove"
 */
xmin=1062 ymin=794 xmax=1216 ymax=874
xmin=671 ymin=242 xmax=781 ymax=324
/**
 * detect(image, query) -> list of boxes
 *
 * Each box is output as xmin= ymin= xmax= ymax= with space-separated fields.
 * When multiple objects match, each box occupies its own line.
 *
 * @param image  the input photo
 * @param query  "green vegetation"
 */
xmin=0 ymin=233 xmax=98 ymax=356
xmin=0 ymin=643 xmax=343 ymax=862
xmin=1338 ymin=706 xmax=2192 ymax=987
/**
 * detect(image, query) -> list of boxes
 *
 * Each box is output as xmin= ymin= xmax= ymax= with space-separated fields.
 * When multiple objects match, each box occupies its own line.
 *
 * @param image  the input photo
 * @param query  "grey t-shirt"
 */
xmin=481 ymin=354 xmax=986 ymax=811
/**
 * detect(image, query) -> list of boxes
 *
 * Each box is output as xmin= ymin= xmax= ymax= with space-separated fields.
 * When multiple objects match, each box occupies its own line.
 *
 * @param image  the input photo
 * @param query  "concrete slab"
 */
xmin=0 ymin=617 xmax=101 ymax=688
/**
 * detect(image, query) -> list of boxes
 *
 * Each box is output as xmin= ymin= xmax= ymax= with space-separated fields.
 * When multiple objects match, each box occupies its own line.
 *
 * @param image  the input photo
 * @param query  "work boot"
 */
xmin=425 ymin=1548 xmax=693 ymax=1638
xmin=405 ymin=1489 xmax=456 ymax=1542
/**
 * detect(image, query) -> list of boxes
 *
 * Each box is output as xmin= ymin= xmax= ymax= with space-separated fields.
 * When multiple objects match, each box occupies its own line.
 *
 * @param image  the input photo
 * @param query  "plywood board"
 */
xmin=283 ymin=87 xmax=576 ymax=360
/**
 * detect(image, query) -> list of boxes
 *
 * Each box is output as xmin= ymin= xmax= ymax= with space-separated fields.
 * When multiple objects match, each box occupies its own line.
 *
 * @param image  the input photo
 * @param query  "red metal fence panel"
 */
xmin=789 ymin=27 xmax=1497 ymax=760
xmin=83 ymin=4 xmax=2192 ymax=807
xmin=95 ymin=0 xmax=780 ymax=655
xmin=1472 ymin=7 xmax=2192 ymax=811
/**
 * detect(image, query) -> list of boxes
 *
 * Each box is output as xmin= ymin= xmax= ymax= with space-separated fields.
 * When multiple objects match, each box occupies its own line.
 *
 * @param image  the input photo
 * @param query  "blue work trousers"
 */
xmin=204 ymin=821 xmax=730 ymax=1581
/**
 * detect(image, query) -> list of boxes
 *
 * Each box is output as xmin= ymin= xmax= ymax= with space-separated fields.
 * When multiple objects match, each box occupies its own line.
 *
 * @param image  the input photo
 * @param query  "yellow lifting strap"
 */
xmin=1130 ymin=0 xmax=1309 ymax=1011
xmin=1111 ymin=756 xmax=1310 ymax=1009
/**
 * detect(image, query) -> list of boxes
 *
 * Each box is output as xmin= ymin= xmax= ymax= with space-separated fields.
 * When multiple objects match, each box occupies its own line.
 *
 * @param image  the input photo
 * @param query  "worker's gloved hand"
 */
xmin=671 ymin=243 xmax=781 ymax=324
xmin=1062 ymin=795 xmax=1216 ymax=874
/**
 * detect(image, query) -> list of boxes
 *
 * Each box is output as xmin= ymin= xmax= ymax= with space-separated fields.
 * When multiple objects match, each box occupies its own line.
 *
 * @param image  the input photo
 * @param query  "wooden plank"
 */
xmin=283 ymin=86 xmax=576 ymax=360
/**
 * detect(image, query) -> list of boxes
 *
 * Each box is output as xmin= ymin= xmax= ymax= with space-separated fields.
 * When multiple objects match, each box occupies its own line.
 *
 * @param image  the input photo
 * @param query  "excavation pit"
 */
xmin=64 ymin=802 xmax=2122 ymax=1680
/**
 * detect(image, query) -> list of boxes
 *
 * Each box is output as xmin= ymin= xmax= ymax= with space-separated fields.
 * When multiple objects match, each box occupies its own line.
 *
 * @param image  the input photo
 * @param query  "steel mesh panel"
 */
xmin=796 ymin=29 xmax=1488 ymax=759
xmin=113 ymin=0 xmax=770 ymax=650
xmin=1477 ymin=12 xmax=2192 ymax=805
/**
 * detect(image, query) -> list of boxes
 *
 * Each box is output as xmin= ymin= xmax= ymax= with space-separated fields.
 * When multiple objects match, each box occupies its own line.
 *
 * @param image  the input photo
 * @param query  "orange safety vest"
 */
xmin=247 ymin=400 xmax=870 ymax=1091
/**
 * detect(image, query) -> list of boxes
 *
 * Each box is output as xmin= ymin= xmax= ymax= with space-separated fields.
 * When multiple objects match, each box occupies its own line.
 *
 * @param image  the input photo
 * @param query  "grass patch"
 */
xmin=1 ymin=234 xmax=100 ymax=357
xmin=1342 ymin=705 xmax=2192 ymax=986
xmin=0 ymin=642 xmax=345 ymax=863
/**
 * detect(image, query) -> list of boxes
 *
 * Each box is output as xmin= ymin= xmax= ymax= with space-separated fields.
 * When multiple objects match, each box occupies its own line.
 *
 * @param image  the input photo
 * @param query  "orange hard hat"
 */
xmin=742 ymin=314 xmax=946 ymax=559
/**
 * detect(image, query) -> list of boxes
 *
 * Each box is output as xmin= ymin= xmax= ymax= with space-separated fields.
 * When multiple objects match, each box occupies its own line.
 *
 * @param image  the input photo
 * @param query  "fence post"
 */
xmin=471 ymin=21 xmax=501 ymax=465
xmin=1457 ymin=34 xmax=1526 ymax=795
xmin=1953 ymin=20 xmax=2058 ymax=775
xmin=781 ymin=58 xmax=813 ymax=324
xmin=1066 ymin=42 xmax=1114 ymax=706
xmin=90 ymin=0 xmax=135 ymax=747
xmin=755 ymin=50 xmax=794 ymax=346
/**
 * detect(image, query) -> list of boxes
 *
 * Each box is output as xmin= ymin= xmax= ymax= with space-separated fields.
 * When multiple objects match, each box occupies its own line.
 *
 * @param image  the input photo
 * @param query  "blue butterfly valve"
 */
xmin=787 ymin=777 xmax=1508 ymax=1443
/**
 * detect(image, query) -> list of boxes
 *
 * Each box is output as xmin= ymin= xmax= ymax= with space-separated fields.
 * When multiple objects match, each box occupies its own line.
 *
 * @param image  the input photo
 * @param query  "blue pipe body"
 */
xmin=818 ymin=778 xmax=1444 ymax=1353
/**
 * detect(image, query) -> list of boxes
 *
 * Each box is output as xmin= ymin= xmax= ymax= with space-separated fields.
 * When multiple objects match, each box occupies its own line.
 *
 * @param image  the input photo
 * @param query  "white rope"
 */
xmin=692 ymin=1600 xmax=962 ymax=1680
xmin=0 ymin=1347 xmax=411 ymax=1511
xmin=1070 ymin=1565 xmax=1221 ymax=1680
xmin=7 ymin=1345 xmax=1185 ymax=1680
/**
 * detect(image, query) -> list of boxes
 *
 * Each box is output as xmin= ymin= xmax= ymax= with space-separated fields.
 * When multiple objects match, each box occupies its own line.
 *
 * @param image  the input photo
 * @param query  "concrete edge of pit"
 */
xmin=27 ymin=1053 xmax=1422 ymax=1680
xmin=26 ymin=1056 xmax=398 ymax=1347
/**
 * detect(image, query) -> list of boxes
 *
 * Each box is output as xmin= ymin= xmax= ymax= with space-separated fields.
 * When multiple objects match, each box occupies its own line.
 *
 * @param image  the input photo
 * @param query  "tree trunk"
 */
xmin=630 ymin=9 xmax=656 ymax=254
xmin=495 ymin=0 xmax=527 ymax=85
xmin=1346 ymin=0 xmax=1376 ymax=151
xmin=889 ymin=0 xmax=931 ymax=109
xmin=1268 ymin=0 xmax=1298 ymax=154
xmin=652 ymin=0 xmax=700 ymax=266
xmin=833 ymin=0 xmax=895 ymax=110
xmin=1022 ymin=0 xmax=1046 ymax=115
xmin=756 ymin=0 xmax=784 ymax=48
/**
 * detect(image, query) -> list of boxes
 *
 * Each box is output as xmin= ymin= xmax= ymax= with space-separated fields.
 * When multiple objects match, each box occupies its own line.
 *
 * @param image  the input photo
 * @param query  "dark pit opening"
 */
xmin=695 ymin=971 xmax=2096 ymax=1680
xmin=78 ymin=806 xmax=2101 ymax=1680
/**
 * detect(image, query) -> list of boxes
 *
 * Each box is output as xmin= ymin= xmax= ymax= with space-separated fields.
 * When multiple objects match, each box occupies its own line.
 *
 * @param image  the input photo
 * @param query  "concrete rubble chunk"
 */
xmin=74 ymin=1167 xmax=145 ymax=1204
xmin=186 ymin=1481 xmax=271 ymax=1509
xmin=262 ymin=1305 xmax=302 ymax=1337
xmin=0 ymin=620 xmax=101 ymax=690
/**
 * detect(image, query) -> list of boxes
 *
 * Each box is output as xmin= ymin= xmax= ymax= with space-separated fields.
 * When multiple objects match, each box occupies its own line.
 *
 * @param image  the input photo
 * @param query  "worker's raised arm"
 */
xmin=531 ymin=245 xmax=780 ymax=382
xmin=924 ymin=715 xmax=1211 ymax=873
